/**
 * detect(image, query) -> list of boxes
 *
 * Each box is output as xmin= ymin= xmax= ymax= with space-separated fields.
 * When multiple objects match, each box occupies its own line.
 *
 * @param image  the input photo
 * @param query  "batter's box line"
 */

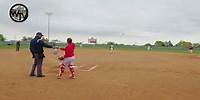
xmin=76 ymin=65 xmax=98 ymax=71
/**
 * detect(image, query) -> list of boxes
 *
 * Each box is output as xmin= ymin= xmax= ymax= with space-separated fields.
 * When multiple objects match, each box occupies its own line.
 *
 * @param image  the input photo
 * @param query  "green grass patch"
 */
xmin=1 ymin=43 xmax=200 ymax=55
xmin=0 ymin=44 xmax=29 ymax=49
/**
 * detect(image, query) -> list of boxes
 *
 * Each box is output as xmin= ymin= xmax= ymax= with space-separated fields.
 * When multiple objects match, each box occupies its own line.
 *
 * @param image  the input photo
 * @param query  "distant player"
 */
xmin=53 ymin=46 xmax=59 ymax=55
xmin=16 ymin=41 xmax=20 ymax=52
xmin=109 ymin=44 xmax=114 ymax=53
xmin=188 ymin=45 xmax=194 ymax=54
xmin=147 ymin=45 xmax=152 ymax=51
xmin=57 ymin=38 xmax=76 ymax=79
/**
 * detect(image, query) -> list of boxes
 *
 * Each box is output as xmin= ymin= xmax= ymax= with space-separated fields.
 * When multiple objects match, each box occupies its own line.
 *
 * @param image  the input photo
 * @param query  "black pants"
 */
xmin=30 ymin=54 xmax=44 ymax=76
xmin=16 ymin=46 xmax=20 ymax=51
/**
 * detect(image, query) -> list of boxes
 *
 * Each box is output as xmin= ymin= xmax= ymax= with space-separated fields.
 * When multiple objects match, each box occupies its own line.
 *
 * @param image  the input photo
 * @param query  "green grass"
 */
xmin=0 ymin=43 xmax=200 ymax=55
xmin=0 ymin=44 xmax=29 ymax=49
xmin=78 ymin=45 xmax=200 ymax=55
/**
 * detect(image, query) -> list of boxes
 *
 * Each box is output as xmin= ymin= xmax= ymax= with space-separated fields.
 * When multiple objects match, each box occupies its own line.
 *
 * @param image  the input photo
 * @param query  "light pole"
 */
xmin=45 ymin=12 xmax=52 ymax=41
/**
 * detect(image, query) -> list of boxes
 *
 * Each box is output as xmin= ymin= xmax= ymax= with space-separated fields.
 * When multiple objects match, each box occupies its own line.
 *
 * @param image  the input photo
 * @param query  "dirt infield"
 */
xmin=0 ymin=48 xmax=200 ymax=100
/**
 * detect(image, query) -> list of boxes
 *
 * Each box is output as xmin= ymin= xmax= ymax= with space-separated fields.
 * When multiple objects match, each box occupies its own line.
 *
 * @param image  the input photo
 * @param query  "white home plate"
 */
xmin=77 ymin=65 xmax=98 ymax=71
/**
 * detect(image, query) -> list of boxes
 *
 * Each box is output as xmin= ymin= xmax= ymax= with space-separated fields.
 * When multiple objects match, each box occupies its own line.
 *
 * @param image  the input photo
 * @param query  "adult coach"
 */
xmin=29 ymin=32 xmax=53 ymax=77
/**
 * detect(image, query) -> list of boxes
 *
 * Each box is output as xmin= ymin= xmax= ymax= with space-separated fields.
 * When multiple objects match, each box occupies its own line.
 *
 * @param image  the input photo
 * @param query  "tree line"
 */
xmin=146 ymin=41 xmax=200 ymax=48
xmin=0 ymin=34 xmax=49 ymax=43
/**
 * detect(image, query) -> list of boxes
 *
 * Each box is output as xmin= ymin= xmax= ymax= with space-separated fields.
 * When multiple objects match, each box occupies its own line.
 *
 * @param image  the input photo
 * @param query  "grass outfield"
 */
xmin=0 ymin=44 xmax=29 ymax=49
xmin=0 ymin=43 xmax=200 ymax=54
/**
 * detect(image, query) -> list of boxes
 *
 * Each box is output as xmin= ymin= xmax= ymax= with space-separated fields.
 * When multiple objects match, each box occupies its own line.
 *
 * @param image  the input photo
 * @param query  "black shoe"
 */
xmin=37 ymin=75 xmax=45 ymax=77
xmin=30 ymin=74 xmax=36 ymax=77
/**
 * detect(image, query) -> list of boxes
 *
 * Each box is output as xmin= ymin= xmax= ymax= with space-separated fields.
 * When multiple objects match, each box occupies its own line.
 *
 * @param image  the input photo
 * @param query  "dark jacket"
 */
xmin=16 ymin=41 xmax=20 ymax=47
xmin=30 ymin=36 xmax=53 ymax=58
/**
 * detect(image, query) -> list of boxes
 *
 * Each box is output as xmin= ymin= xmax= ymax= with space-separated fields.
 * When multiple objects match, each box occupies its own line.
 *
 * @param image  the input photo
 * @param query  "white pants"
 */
xmin=60 ymin=56 xmax=75 ymax=68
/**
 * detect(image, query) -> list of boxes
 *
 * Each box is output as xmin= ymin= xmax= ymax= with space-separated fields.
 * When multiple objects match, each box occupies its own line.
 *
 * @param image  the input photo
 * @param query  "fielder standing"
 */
xmin=188 ymin=45 xmax=194 ymax=54
xmin=16 ymin=41 xmax=20 ymax=52
xmin=29 ymin=32 xmax=53 ymax=77
xmin=109 ymin=44 xmax=114 ymax=53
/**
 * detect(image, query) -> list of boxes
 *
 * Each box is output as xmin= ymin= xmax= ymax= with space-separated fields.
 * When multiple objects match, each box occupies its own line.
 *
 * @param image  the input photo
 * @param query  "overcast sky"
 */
xmin=0 ymin=0 xmax=200 ymax=44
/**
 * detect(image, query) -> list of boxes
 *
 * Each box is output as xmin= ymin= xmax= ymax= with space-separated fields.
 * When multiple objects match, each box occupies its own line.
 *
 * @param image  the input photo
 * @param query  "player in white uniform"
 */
xmin=109 ymin=44 xmax=114 ymax=53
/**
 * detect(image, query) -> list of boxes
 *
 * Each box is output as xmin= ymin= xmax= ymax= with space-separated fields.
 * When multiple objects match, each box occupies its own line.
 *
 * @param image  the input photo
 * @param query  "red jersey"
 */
xmin=60 ymin=43 xmax=75 ymax=58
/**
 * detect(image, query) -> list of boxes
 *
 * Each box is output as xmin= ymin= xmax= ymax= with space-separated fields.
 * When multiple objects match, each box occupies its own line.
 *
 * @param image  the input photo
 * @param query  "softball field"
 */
xmin=0 ymin=48 xmax=200 ymax=100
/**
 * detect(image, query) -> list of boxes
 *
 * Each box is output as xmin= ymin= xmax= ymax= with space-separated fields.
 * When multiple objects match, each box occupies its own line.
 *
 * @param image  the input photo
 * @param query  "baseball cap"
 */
xmin=36 ymin=32 xmax=44 ymax=36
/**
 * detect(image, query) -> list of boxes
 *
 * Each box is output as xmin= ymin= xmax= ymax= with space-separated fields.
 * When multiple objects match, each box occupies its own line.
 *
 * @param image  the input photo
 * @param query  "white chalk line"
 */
xmin=88 ymin=65 xmax=98 ymax=71
xmin=77 ymin=66 xmax=84 ymax=68
xmin=77 ymin=65 xmax=98 ymax=71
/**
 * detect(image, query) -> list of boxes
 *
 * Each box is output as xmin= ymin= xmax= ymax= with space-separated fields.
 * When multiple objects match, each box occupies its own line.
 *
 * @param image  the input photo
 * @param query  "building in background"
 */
xmin=88 ymin=37 xmax=97 ymax=44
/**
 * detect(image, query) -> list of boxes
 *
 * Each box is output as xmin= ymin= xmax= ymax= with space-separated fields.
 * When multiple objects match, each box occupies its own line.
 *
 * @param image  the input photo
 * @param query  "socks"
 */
xmin=58 ymin=64 xmax=65 ymax=77
xmin=58 ymin=64 xmax=75 ymax=78
xmin=69 ymin=65 xmax=75 ymax=77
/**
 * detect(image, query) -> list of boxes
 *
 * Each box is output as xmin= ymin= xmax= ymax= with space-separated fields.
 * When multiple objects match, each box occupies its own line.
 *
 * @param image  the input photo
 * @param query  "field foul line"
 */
xmin=77 ymin=66 xmax=84 ymax=68
xmin=77 ymin=65 xmax=98 ymax=71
